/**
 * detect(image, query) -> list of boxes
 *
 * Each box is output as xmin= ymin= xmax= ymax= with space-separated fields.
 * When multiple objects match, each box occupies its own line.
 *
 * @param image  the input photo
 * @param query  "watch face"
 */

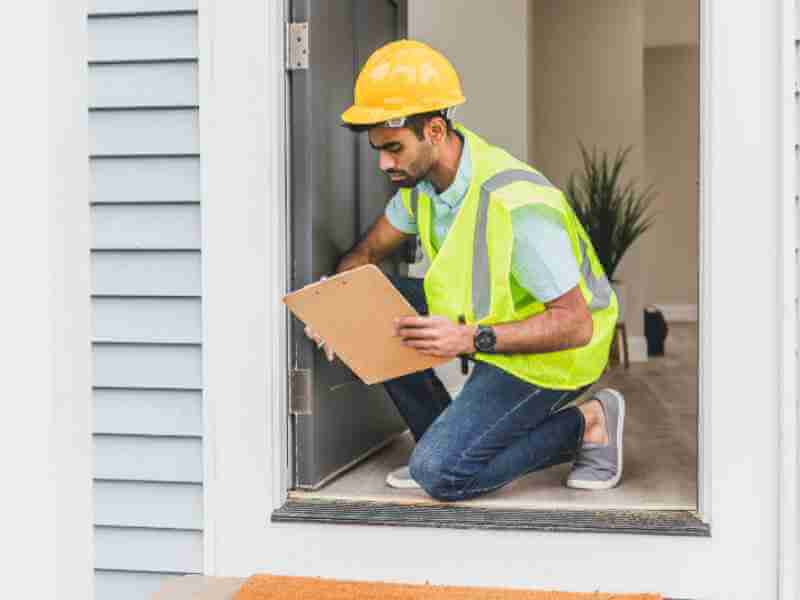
xmin=476 ymin=327 xmax=496 ymax=352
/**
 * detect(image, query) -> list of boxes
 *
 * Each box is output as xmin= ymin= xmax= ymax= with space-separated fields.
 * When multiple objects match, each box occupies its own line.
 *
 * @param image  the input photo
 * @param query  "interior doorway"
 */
xmin=286 ymin=0 xmax=700 ymax=513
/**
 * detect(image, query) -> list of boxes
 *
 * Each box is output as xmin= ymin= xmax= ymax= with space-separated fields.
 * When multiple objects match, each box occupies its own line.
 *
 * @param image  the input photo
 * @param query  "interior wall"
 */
xmin=644 ymin=45 xmax=699 ymax=307
xmin=407 ymin=0 xmax=530 ymax=162
xmin=532 ymin=0 xmax=648 ymax=340
xmin=645 ymin=0 xmax=699 ymax=47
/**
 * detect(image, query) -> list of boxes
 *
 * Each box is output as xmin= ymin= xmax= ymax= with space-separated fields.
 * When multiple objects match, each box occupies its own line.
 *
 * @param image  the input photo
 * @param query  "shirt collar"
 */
xmin=418 ymin=130 xmax=472 ymax=208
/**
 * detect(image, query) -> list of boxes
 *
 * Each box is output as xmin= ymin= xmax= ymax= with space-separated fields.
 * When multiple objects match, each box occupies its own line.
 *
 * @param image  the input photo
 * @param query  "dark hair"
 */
xmin=343 ymin=110 xmax=453 ymax=140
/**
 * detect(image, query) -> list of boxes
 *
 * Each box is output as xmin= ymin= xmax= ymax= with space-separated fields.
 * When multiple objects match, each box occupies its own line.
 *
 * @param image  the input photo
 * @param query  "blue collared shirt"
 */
xmin=385 ymin=130 xmax=580 ymax=303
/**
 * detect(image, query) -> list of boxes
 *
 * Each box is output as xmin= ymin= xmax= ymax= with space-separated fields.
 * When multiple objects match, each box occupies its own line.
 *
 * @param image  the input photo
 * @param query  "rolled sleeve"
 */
xmin=510 ymin=206 xmax=580 ymax=303
xmin=385 ymin=190 xmax=418 ymax=234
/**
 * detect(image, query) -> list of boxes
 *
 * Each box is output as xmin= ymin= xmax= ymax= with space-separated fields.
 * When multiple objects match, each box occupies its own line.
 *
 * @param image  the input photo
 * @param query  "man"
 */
xmin=308 ymin=40 xmax=623 ymax=502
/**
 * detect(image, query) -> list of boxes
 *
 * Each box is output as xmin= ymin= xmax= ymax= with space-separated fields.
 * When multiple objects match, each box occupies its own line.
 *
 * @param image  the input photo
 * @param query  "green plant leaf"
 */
xmin=564 ymin=143 xmax=656 ymax=281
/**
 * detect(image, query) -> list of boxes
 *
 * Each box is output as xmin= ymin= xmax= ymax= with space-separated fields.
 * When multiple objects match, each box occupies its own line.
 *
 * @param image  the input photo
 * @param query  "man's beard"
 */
xmin=387 ymin=160 xmax=432 ymax=189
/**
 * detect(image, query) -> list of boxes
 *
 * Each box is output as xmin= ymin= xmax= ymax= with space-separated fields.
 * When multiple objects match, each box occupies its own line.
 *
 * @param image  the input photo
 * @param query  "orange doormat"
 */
xmin=234 ymin=574 xmax=661 ymax=600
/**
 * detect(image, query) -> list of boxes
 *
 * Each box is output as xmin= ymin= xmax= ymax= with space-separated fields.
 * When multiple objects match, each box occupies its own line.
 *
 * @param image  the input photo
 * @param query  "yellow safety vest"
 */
xmin=400 ymin=124 xmax=618 ymax=390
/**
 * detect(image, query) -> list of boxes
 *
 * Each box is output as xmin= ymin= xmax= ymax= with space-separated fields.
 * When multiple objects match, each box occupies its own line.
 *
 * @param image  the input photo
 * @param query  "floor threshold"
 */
xmin=272 ymin=497 xmax=710 ymax=537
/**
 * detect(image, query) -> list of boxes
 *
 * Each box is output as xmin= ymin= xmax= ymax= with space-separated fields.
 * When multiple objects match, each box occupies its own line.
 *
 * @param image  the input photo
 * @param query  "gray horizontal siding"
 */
xmin=90 ymin=109 xmax=199 ymax=156
xmin=94 ymin=343 xmax=202 ymax=389
xmin=95 ymin=481 xmax=203 ymax=529
xmin=94 ymin=388 xmax=202 ymax=435
xmin=90 ymin=0 xmax=197 ymax=14
xmin=95 ymin=528 xmax=203 ymax=573
xmin=89 ymin=14 xmax=197 ymax=62
xmin=90 ymin=62 xmax=198 ymax=107
xmin=95 ymin=571 xmax=179 ymax=600
xmin=91 ymin=156 xmax=200 ymax=204
xmin=93 ymin=204 xmax=201 ymax=249
xmin=95 ymin=435 xmax=202 ymax=482
xmin=94 ymin=297 xmax=201 ymax=343
xmin=92 ymin=251 xmax=201 ymax=296
xmin=90 ymin=5 xmax=202 ymax=596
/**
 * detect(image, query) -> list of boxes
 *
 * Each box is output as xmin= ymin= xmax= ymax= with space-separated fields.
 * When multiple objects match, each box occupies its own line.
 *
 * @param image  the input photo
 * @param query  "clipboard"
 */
xmin=282 ymin=265 xmax=449 ymax=385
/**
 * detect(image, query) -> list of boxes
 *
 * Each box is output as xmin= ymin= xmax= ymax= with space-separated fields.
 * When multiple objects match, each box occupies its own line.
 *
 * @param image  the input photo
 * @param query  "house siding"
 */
xmin=89 ymin=1 xmax=202 ymax=598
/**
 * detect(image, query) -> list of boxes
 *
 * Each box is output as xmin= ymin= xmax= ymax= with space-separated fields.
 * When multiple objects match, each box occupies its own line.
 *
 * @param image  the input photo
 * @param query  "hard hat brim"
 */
xmin=341 ymin=97 xmax=465 ymax=126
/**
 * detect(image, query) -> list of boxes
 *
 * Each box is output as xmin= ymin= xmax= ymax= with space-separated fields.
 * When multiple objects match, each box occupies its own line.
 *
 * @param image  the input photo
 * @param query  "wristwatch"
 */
xmin=473 ymin=325 xmax=497 ymax=354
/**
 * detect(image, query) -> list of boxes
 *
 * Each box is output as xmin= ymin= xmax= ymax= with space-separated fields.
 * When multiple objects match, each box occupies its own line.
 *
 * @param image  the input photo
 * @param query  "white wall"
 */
xmin=203 ymin=1 xmax=785 ymax=597
xmin=408 ymin=0 xmax=529 ymax=162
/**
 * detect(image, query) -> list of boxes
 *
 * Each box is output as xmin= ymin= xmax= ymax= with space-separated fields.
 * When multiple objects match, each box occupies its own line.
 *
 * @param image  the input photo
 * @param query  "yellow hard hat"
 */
xmin=341 ymin=39 xmax=465 ymax=126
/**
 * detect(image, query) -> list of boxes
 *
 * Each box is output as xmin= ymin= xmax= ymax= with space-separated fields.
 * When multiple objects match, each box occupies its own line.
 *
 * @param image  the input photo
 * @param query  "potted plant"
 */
xmin=564 ymin=143 xmax=656 ymax=322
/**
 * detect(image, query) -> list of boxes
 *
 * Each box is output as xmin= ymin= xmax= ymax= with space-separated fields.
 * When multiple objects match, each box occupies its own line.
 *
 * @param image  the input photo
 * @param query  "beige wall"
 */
xmin=644 ymin=45 xmax=699 ymax=307
xmin=645 ymin=0 xmax=699 ymax=47
xmin=532 ymin=0 xmax=649 ymax=338
xmin=532 ymin=0 xmax=645 ymax=185
xmin=408 ymin=0 xmax=530 ymax=162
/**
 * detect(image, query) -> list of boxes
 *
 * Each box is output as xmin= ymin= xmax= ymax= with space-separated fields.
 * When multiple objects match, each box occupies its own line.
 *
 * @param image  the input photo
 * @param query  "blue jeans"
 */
xmin=383 ymin=276 xmax=590 ymax=502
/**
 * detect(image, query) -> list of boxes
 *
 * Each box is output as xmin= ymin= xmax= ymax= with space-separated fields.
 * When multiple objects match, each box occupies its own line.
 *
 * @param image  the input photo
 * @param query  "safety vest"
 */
xmin=400 ymin=124 xmax=618 ymax=390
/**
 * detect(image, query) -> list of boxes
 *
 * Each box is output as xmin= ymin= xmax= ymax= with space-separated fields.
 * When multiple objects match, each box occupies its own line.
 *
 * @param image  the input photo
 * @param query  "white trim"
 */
xmin=200 ymin=0 xmax=289 ymax=575
xmin=627 ymin=335 xmax=649 ymax=363
xmin=269 ymin=0 xmax=291 ymax=513
xmin=198 ymin=0 xmax=214 ymax=576
xmin=653 ymin=304 xmax=698 ymax=323
xmin=696 ymin=0 xmax=713 ymax=524
xmin=3 ymin=2 xmax=93 ymax=598
xmin=778 ymin=0 xmax=799 ymax=597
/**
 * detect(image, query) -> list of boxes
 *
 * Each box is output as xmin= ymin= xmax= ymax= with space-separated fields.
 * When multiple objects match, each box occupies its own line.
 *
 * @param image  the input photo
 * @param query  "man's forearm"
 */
xmin=335 ymin=245 xmax=371 ymax=273
xmin=466 ymin=309 xmax=592 ymax=355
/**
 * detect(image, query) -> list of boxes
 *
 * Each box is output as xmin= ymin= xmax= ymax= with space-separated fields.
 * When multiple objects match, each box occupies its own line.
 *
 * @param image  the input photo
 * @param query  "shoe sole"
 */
xmin=385 ymin=473 xmax=421 ymax=490
xmin=566 ymin=389 xmax=625 ymax=490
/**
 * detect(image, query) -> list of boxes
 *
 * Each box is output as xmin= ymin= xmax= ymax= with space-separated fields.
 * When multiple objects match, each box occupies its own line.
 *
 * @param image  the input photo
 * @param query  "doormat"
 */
xmin=234 ymin=574 xmax=662 ymax=600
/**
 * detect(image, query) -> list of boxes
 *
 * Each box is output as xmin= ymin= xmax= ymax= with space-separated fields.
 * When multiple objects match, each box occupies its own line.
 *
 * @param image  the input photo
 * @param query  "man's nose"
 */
xmin=379 ymin=151 xmax=395 ymax=172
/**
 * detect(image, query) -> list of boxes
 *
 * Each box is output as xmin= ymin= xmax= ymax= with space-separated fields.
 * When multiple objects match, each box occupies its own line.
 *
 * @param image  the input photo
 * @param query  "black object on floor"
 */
xmin=644 ymin=305 xmax=669 ymax=356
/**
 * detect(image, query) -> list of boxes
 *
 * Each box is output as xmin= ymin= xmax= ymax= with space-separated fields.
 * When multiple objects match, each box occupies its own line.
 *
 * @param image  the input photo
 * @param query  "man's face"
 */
xmin=367 ymin=125 xmax=436 ymax=188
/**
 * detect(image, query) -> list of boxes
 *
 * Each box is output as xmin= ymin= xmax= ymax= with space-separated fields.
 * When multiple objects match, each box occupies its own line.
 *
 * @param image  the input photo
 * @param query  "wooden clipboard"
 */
xmin=282 ymin=265 xmax=449 ymax=385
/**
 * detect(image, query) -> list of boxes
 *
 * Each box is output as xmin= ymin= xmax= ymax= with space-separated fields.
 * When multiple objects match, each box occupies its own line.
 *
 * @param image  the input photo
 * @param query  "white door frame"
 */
xmin=778 ymin=0 xmax=799 ymax=597
xmin=201 ymin=0 xmax=792 ymax=596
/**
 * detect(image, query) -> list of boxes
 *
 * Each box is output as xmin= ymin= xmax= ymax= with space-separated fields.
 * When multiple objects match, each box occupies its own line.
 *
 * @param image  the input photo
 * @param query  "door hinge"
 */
xmin=290 ymin=368 xmax=312 ymax=415
xmin=286 ymin=22 xmax=309 ymax=71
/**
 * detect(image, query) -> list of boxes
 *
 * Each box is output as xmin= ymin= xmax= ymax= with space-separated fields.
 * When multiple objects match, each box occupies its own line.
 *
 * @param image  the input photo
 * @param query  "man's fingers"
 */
xmin=397 ymin=327 xmax=439 ymax=340
xmin=403 ymin=339 xmax=440 ymax=352
xmin=407 ymin=344 xmax=450 ymax=358
xmin=395 ymin=316 xmax=435 ymax=328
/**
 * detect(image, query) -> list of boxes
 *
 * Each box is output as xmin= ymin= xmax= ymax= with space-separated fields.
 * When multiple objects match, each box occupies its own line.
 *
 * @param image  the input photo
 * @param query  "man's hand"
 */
xmin=394 ymin=316 xmax=475 ymax=358
xmin=305 ymin=324 xmax=335 ymax=362
xmin=303 ymin=276 xmax=335 ymax=362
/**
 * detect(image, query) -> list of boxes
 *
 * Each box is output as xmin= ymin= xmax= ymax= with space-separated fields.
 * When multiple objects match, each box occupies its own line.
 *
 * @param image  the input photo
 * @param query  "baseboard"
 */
xmin=628 ymin=335 xmax=648 ymax=363
xmin=653 ymin=304 xmax=698 ymax=323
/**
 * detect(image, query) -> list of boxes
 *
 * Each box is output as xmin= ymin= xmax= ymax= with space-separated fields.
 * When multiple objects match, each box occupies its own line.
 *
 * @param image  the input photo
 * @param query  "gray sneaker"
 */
xmin=566 ymin=388 xmax=625 ymax=490
xmin=386 ymin=465 xmax=421 ymax=489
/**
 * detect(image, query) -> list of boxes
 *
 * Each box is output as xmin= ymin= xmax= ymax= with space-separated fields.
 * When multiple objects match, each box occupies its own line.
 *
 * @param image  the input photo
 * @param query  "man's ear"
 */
xmin=426 ymin=118 xmax=447 ymax=145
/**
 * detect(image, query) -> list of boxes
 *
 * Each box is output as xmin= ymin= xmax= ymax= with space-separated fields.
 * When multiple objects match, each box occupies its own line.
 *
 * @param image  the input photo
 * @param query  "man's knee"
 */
xmin=408 ymin=443 xmax=465 ymax=502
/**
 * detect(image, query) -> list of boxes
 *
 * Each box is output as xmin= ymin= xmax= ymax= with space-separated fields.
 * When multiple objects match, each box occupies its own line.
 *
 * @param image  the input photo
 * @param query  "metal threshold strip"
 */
xmin=272 ymin=498 xmax=710 ymax=537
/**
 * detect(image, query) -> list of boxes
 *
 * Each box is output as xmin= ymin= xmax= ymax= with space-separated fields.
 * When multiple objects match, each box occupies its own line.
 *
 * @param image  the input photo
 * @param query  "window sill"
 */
xmin=271 ymin=498 xmax=710 ymax=537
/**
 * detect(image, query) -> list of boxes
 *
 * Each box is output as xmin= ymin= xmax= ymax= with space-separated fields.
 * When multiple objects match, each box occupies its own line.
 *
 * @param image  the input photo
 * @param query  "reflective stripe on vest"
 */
xmin=578 ymin=237 xmax=613 ymax=310
xmin=473 ymin=169 xmax=555 ymax=320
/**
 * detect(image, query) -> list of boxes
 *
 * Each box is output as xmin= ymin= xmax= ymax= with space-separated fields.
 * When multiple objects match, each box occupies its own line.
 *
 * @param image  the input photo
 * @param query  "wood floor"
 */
xmin=291 ymin=323 xmax=698 ymax=511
